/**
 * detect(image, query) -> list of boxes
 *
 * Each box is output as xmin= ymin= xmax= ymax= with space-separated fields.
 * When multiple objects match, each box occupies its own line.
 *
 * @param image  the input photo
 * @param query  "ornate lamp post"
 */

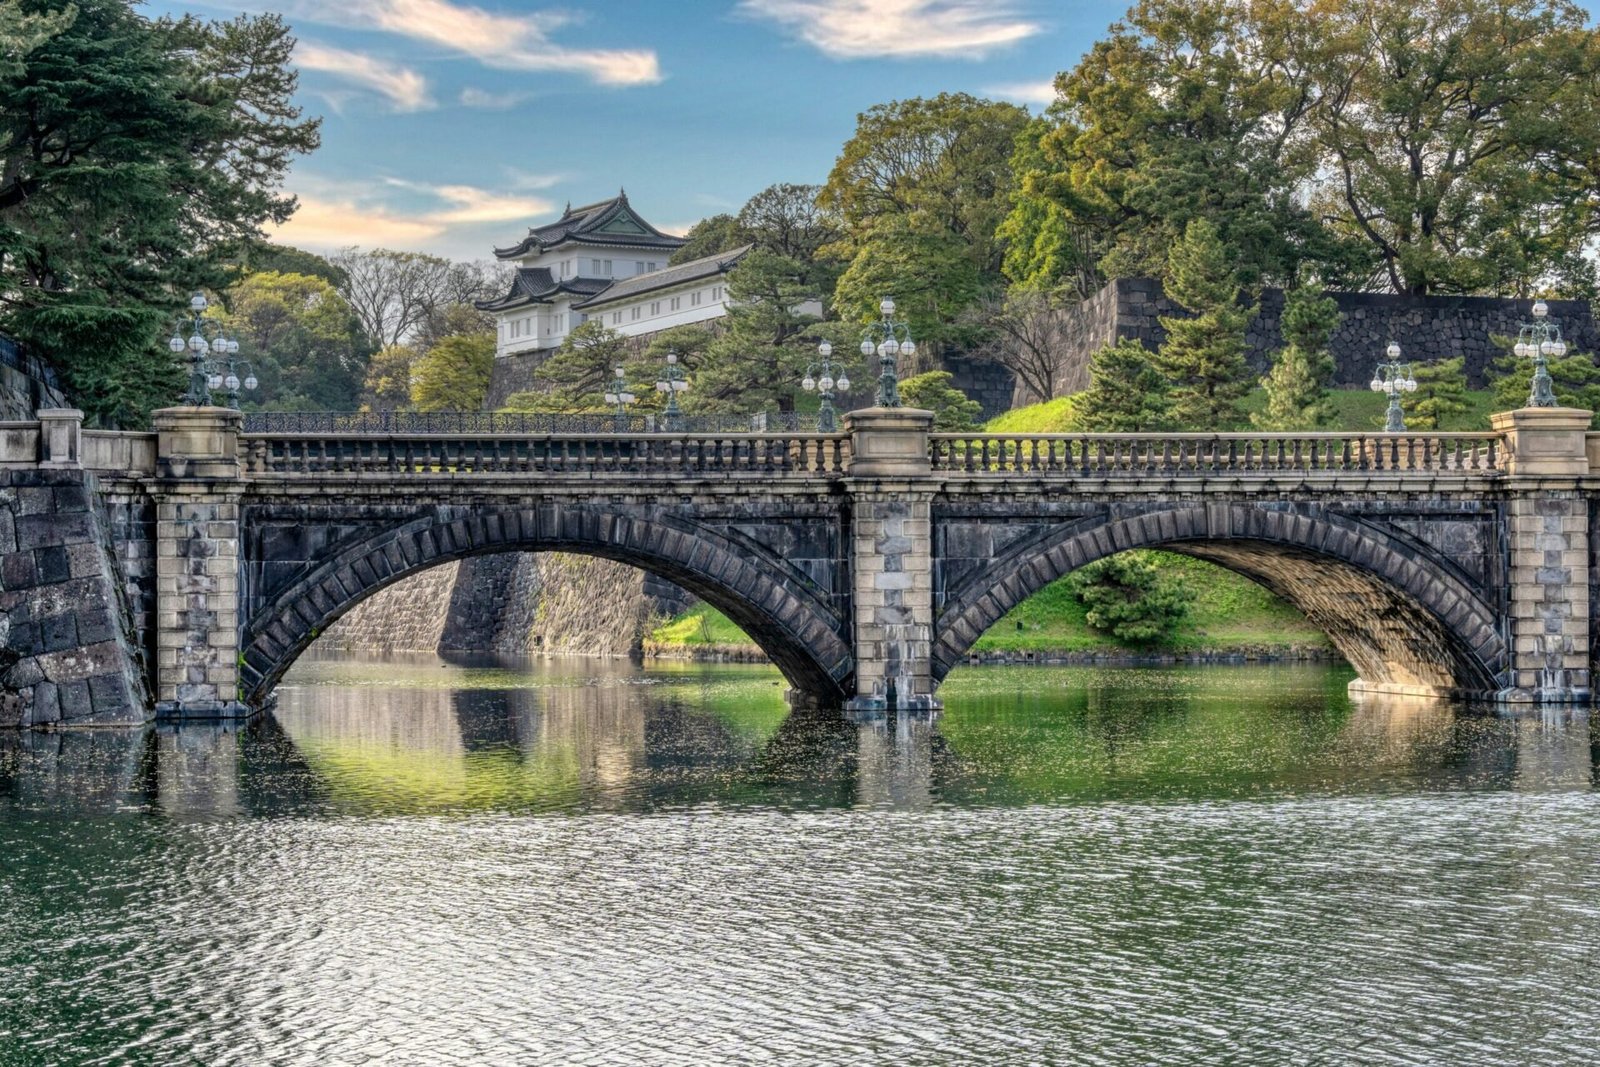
xmin=168 ymin=291 xmax=245 ymax=407
xmin=800 ymin=340 xmax=852 ymax=432
xmin=1514 ymin=299 xmax=1565 ymax=408
xmin=857 ymin=296 xmax=916 ymax=408
xmin=602 ymin=365 xmax=637 ymax=431
xmin=211 ymin=357 xmax=258 ymax=410
xmin=654 ymin=349 xmax=689 ymax=432
xmin=1369 ymin=341 xmax=1417 ymax=432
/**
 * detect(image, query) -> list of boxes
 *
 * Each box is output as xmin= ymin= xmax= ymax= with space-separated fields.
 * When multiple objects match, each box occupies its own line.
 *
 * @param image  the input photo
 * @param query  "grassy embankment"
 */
xmin=645 ymin=387 xmax=1499 ymax=662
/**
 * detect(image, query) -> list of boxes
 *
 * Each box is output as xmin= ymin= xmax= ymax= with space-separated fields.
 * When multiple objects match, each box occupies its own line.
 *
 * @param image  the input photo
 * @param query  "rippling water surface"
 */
xmin=3 ymin=655 xmax=1599 ymax=1065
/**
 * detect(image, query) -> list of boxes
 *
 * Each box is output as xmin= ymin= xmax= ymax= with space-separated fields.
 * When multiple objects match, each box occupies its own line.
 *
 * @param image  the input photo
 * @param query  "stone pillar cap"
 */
xmin=1489 ymin=406 xmax=1593 ymax=431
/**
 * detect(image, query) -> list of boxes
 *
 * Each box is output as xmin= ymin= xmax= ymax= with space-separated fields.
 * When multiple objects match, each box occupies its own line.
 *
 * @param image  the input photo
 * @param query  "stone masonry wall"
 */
xmin=319 ymin=560 xmax=461 ymax=652
xmin=0 ymin=336 xmax=68 ymax=420
xmin=0 ymin=471 xmax=149 ymax=726
xmin=1052 ymin=277 xmax=1600 ymax=395
xmin=327 ymin=552 xmax=669 ymax=659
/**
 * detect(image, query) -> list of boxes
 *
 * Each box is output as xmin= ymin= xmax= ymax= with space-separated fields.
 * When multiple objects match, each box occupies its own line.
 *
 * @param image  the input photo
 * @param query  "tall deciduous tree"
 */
xmin=331 ymin=249 xmax=504 ymax=348
xmin=1305 ymin=0 xmax=1600 ymax=296
xmin=221 ymin=272 xmax=368 ymax=411
xmin=968 ymin=288 xmax=1077 ymax=403
xmin=0 ymin=1 xmax=319 ymax=424
xmin=1007 ymin=0 xmax=1328 ymax=291
xmin=1156 ymin=220 xmax=1255 ymax=429
xmin=821 ymin=93 xmax=1028 ymax=347
xmin=669 ymin=214 xmax=748 ymax=265
xmin=411 ymin=332 xmax=495 ymax=412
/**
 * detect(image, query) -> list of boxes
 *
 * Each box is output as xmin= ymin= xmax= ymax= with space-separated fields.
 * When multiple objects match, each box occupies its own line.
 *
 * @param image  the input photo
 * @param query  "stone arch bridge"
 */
xmin=2 ymin=404 xmax=1596 ymax=724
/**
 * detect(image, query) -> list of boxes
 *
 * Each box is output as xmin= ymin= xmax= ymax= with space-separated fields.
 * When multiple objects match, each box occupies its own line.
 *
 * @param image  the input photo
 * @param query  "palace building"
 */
xmin=478 ymin=191 xmax=750 ymax=358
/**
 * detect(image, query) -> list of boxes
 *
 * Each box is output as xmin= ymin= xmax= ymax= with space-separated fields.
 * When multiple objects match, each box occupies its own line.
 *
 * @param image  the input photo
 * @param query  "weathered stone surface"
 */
xmin=1047 ymin=278 xmax=1600 ymax=398
xmin=0 ymin=470 xmax=150 ymax=726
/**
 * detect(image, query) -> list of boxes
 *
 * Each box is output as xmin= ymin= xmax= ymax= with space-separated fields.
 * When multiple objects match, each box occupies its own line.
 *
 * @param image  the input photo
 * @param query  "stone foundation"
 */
xmin=0 ymin=470 xmax=149 ymax=726
xmin=324 ymin=552 xmax=672 ymax=660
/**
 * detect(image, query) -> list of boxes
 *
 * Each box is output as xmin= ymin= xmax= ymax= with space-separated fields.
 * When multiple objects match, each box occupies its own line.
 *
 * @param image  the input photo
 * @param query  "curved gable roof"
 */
xmin=474 ymin=268 xmax=612 ymax=312
xmin=493 ymin=191 xmax=687 ymax=260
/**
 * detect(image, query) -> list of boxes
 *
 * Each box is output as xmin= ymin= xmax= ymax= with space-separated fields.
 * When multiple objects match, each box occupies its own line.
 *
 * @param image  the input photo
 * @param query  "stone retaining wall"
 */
xmin=319 ymin=561 xmax=461 ymax=652
xmin=1054 ymin=278 xmax=1599 ymax=394
xmin=325 ymin=552 xmax=672 ymax=660
xmin=0 ymin=471 xmax=148 ymax=726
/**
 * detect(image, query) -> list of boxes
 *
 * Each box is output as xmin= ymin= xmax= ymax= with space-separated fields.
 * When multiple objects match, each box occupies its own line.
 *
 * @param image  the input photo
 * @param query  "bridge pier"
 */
xmin=151 ymin=408 xmax=249 ymax=720
xmin=1493 ymin=408 xmax=1592 ymax=704
xmin=844 ymin=409 xmax=941 ymax=713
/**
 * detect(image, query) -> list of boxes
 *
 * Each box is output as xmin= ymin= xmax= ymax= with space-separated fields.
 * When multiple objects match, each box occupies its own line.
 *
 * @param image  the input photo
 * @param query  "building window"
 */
xmin=631 ymin=307 xmax=640 ymax=321
xmin=603 ymin=259 xmax=613 ymax=274
xmin=690 ymin=291 xmax=701 ymax=307
xmin=635 ymin=261 xmax=645 ymax=273
xmin=713 ymin=287 xmax=723 ymax=301
xmin=670 ymin=296 xmax=680 ymax=311
xmin=590 ymin=259 xmax=601 ymax=274
xmin=612 ymin=311 xmax=622 ymax=325
xmin=649 ymin=262 xmax=658 ymax=271
xmin=650 ymin=301 xmax=660 ymax=315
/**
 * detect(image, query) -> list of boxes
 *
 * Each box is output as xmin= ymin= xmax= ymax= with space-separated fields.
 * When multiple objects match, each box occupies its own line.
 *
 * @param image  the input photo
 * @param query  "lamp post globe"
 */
xmin=1372 ymin=343 xmax=1413 ymax=432
xmin=1516 ymin=298 xmax=1562 ymax=408
xmin=859 ymin=295 xmax=914 ymax=408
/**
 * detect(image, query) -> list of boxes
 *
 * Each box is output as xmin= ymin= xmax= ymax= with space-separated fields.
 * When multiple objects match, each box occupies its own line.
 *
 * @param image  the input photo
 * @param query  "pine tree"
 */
xmin=1410 ymin=357 xmax=1472 ymax=430
xmin=898 ymin=371 xmax=982 ymax=430
xmin=1069 ymin=339 xmax=1173 ymax=432
xmin=1066 ymin=552 xmax=1192 ymax=645
xmin=1156 ymin=219 xmax=1255 ymax=429
xmin=1252 ymin=283 xmax=1340 ymax=431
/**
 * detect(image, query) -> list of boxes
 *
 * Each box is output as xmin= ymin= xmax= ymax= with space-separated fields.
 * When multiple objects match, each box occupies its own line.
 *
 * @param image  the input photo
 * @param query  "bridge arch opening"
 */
xmin=241 ymin=507 xmax=854 ymax=709
xmin=934 ymin=505 xmax=1508 ymax=699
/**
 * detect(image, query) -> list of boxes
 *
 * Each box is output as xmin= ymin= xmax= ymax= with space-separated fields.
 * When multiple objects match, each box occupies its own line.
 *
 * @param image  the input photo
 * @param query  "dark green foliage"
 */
xmin=898 ymin=371 xmax=981 ymax=430
xmin=670 ymin=214 xmax=748 ymax=265
xmin=822 ymin=93 xmax=1028 ymax=349
xmin=1071 ymin=339 xmax=1172 ymax=432
xmin=1409 ymin=357 xmax=1473 ymax=430
xmin=1156 ymin=219 xmax=1254 ymax=429
xmin=239 ymin=245 xmax=347 ymax=290
xmin=1253 ymin=284 xmax=1339 ymax=431
xmin=1066 ymin=552 xmax=1192 ymax=644
xmin=223 ymin=272 xmax=368 ymax=411
xmin=0 ymin=1 xmax=318 ymax=425
xmin=503 ymin=320 xmax=634 ymax=412
xmin=695 ymin=250 xmax=827 ymax=413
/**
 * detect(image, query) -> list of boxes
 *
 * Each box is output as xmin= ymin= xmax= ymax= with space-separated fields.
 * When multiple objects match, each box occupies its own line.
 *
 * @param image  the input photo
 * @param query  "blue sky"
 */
xmin=157 ymin=1 xmax=1128 ymax=261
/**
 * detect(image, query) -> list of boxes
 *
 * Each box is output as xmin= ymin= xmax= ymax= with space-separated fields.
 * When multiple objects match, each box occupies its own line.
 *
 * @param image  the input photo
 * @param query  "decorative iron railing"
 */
xmin=928 ymin=433 xmax=1504 ymax=475
xmin=241 ymin=410 xmax=812 ymax=434
xmin=241 ymin=432 xmax=851 ymax=477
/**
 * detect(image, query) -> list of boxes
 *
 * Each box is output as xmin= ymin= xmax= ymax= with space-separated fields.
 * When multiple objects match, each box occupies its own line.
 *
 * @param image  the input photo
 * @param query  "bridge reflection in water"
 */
xmin=3 ymin=657 xmax=1595 ymax=817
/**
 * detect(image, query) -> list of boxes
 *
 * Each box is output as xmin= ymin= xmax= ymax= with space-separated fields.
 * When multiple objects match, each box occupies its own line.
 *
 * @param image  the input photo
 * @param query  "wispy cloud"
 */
xmin=458 ymin=86 xmax=533 ymax=109
xmin=270 ymin=175 xmax=556 ymax=252
xmin=984 ymin=78 xmax=1057 ymax=106
xmin=285 ymin=0 xmax=660 ymax=84
xmin=738 ymin=0 xmax=1040 ymax=59
xmin=296 ymin=41 xmax=434 ymax=111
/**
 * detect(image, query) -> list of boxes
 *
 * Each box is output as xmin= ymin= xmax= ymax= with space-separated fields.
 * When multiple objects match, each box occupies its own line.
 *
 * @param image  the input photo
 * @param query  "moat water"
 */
xmin=3 ymin=655 xmax=1599 ymax=1065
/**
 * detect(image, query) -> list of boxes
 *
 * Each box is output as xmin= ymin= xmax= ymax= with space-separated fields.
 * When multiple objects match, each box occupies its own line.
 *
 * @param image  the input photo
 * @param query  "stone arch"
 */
xmin=933 ymin=504 xmax=1508 ymax=697
xmin=240 ymin=505 xmax=853 ymax=707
